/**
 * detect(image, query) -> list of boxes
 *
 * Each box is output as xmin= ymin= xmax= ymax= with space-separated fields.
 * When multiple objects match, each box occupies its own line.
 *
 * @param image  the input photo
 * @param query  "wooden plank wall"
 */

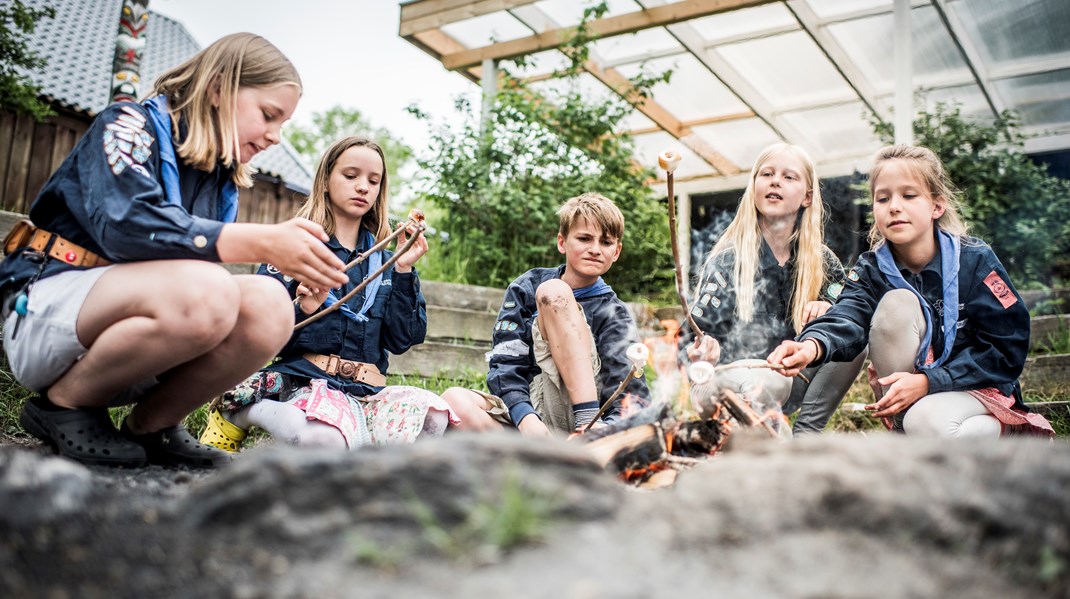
xmin=0 ymin=107 xmax=304 ymax=225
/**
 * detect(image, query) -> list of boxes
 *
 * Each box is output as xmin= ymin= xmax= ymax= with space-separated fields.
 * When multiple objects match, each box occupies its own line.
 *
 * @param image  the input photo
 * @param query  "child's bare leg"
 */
xmin=535 ymin=280 xmax=597 ymax=404
xmin=47 ymin=265 xmax=292 ymax=432
xmin=441 ymin=387 xmax=502 ymax=432
xmin=128 ymin=274 xmax=293 ymax=432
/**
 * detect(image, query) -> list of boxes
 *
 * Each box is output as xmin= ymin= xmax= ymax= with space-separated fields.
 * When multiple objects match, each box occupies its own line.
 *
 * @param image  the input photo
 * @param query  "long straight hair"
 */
xmin=150 ymin=32 xmax=301 ymax=188
xmin=703 ymin=143 xmax=827 ymax=333
xmin=867 ymin=144 xmax=968 ymax=248
xmin=297 ymin=137 xmax=390 ymax=243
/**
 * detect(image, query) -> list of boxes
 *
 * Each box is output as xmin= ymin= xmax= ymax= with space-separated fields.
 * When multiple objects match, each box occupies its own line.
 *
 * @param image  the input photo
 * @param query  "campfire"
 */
xmin=576 ymin=149 xmax=791 ymax=488
xmin=579 ymin=348 xmax=790 ymax=488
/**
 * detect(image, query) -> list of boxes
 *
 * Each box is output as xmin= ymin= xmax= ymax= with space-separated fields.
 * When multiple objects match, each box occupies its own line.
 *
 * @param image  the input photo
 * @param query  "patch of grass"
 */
xmin=387 ymin=370 xmax=488 ymax=395
xmin=0 ymin=351 xmax=34 ymax=438
xmin=1032 ymin=323 xmax=1070 ymax=355
xmin=408 ymin=465 xmax=554 ymax=562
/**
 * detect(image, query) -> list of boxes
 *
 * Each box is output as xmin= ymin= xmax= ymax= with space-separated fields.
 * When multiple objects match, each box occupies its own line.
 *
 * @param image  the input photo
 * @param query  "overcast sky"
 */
xmin=151 ymin=0 xmax=480 ymax=150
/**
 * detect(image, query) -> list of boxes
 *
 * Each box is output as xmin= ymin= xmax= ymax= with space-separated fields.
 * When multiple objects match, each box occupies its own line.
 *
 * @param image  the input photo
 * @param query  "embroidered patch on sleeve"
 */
xmin=710 ymin=296 xmax=721 ymax=308
xmin=714 ymin=271 xmax=728 ymax=287
xmin=983 ymin=271 xmax=1017 ymax=309
xmin=847 ymin=269 xmax=860 ymax=282
xmin=700 ymin=293 xmax=711 ymax=306
xmin=487 ymin=338 xmax=530 ymax=359
xmin=503 ymin=300 xmax=516 ymax=309
xmin=103 ymin=110 xmax=154 ymax=177
xmin=691 ymin=306 xmax=704 ymax=318
xmin=827 ymin=282 xmax=843 ymax=299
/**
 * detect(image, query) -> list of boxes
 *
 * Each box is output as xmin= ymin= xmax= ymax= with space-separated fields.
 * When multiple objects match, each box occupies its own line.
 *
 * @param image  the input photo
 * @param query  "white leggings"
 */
xmin=869 ymin=289 xmax=1000 ymax=438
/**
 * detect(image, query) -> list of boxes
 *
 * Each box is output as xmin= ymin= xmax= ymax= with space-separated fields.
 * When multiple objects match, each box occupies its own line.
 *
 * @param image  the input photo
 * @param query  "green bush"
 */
xmin=409 ymin=3 xmax=674 ymax=302
xmin=872 ymin=103 xmax=1070 ymax=287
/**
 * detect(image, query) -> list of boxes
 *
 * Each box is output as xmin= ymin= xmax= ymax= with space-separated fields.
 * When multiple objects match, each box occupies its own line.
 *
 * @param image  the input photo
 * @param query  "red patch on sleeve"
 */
xmin=983 ymin=271 xmax=1017 ymax=309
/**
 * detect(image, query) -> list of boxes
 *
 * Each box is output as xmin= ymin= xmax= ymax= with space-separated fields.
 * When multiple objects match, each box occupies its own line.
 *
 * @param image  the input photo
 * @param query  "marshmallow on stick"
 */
xmin=658 ymin=150 xmax=682 ymax=173
xmin=660 ymin=148 xmax=703 ymax=341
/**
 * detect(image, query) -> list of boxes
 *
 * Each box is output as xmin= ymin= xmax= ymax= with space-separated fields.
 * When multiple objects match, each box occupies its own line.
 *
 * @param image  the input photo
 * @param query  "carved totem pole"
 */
xmin=109 ymin=0 xmax=150 ymax=104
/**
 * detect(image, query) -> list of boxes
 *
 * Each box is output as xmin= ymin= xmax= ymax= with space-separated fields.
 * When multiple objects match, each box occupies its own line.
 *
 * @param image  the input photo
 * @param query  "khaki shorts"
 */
xmin=3 ymin=266 xmax=154 ymax=403
xmin=3 ymin=267 xmax=113 ymax=392
xmin=476 ymin=311 xmax=600 ymax=433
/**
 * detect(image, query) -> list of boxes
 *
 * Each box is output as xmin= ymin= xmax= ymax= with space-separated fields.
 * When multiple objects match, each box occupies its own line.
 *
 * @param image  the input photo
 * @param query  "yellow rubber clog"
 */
xmin=198 ymin=409 xmax=246 ymax=453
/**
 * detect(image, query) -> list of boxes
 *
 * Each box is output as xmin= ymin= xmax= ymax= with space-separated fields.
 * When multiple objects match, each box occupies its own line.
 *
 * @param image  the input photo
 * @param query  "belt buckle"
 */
xmin=325 ymin=354 xmax=341 ymax=377
xmin=338 ymin=359 xmax=359 ymax=381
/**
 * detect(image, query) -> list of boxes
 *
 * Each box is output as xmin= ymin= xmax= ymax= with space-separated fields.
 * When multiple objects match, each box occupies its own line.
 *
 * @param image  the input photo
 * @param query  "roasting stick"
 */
xmin=294 ymin=213 xmax=427 ymax=331
xmin=715 ymin=360 xmax=811 ymax=384
xmin=582 ymin=344 xmax=649 ymax=433
xmin=293 ymin=210 xmax=426 ymax=306
xmin=659 ymin=150 xmax=703 ymax=341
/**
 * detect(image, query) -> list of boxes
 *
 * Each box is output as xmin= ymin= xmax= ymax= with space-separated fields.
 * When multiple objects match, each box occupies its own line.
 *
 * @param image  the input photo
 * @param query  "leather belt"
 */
xmin=303 ymin=353 xmax=386 ymax=387
xmin=3 ymin=219 xmax=111 ymax=268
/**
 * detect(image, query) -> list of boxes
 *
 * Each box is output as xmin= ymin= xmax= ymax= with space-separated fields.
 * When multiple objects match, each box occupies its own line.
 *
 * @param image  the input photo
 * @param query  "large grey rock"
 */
xmin=2 ymin=420 xmax=1068 ymax=598
xmin=0 ymin=448 xmax=92 ymax=528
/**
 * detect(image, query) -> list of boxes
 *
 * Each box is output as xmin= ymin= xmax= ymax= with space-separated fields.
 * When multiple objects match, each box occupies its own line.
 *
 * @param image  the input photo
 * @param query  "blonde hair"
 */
xmin=150 ymin=32 xmax=301 ymax=188
xmin=704 ymin=143 xmax=827 ymax=333
xmin=867 ymin=144 xmax=968 ymax=248
xmin=557 ymin=192 xmax=625 ymax=241
xmin=296 ymin=137 xmax=390 ymax=243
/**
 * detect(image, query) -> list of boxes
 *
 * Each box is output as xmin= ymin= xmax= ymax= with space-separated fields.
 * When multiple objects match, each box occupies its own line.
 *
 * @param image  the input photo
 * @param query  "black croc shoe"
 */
xmin=121 ymin=421 xmax=231 ymax=469
xmin=19 ymin=395 xmax=148 ymax=468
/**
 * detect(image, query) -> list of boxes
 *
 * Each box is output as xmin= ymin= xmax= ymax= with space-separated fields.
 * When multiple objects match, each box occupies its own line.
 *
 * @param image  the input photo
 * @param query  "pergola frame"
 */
xmin=400 ymin=0 xmax=1070 ymax=194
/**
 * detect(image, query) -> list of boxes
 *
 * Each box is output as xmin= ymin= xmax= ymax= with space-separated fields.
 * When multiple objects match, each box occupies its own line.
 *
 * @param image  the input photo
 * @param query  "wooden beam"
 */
xmin=627 ymin=111 xmax=755 ymax=136
xmin=400 ymin=0 xmax=540 ymax=37
xmin=586 ymin=60 xmax=740 ymax=176
xmin=441 ymin=0 xmax=778 ymax=70
xmin=407 ymin=29 xmax=484 ymax=84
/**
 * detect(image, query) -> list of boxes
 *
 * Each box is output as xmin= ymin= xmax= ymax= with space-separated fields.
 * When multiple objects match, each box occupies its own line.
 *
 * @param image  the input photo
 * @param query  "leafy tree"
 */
xmin=873 ymin=103 xmax=1070 ymax=286
xmin=285 ymin=105 xmax=414 ymax=199
xmin=0 ymin=0 xmax=55 ymax=120
xmin=409 ymin=3 xmax=674 ymax=301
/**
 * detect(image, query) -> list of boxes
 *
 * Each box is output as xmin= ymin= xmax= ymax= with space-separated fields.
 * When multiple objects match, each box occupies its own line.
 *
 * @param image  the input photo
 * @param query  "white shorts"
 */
xmin=3 ymin=267 xmax=113 ymax=393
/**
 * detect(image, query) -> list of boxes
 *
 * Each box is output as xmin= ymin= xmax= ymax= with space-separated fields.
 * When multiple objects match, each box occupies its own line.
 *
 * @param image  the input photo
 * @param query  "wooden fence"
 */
xmin=0 ymin=107 xmax=304 ymax=223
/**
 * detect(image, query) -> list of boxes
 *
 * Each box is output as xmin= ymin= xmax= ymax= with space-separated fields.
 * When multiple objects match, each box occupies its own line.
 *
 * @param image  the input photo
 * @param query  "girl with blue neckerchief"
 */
xmin=2 ymin=33 xmax=348 ymax=469
xmin=201 ymin=137 xmax=456 ymax=452
xmin=769 ymin=145 xmax=1053 ymax=438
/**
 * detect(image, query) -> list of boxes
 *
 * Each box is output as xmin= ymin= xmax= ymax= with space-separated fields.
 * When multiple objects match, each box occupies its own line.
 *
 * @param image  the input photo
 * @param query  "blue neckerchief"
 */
xmin=323 ymin=230 xmax=383 ymax=323
xmin=875 ymin=229 xmax=960 ymax=370
xmin=573 ymin=277 xmax=613 ymax=299
xmin=533 ymin=276 xmax=613 ymax=318
xmin=143 ymin=96 xmax=239 ymax=223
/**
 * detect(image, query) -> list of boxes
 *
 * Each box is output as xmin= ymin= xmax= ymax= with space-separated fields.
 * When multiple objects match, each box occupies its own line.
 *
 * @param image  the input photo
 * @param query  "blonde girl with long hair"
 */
xmin=769 ymin=145 xmax=1052 ymax=438
xmin=681 ymin=142 xmax=866 ymax=434
xmin=4 ymin=33 xmax=348 ymax=469
xmin=201 ymin=137 xmax=458 ymax=451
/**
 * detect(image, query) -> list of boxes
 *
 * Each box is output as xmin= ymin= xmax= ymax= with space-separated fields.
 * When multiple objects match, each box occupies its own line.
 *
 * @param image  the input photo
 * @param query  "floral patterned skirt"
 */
xmin=220 ymin=372 xmax=458 ymax=449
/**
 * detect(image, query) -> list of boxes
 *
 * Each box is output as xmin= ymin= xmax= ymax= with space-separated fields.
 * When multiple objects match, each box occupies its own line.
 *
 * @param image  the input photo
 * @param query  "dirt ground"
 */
xmin=1 ymin=430 xmax=1067 ymax=599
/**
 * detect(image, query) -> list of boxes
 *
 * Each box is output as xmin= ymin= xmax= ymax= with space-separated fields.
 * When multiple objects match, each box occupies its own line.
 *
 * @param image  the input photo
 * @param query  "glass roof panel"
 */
xmin=950 ymin=0 xmax=1070 ymax=68
xmin=715 ymin=31 xmax=855 ymax=110
xmin=806 ymin=0 xmax=891 ymax=20
xmin=992 ymin=69 xmax=1070 ymax=127
xmin=529 ymin=71 xmax=619 ymax=107
xmin=503 ymin=49 xmax=571 ymax=79
xmin=631 ymin=131 xmax=718 ymax=181
xmin=827 ymin=5 xmax=971 ymax=93
xmin=690 ymin=118 xmax=782 ymax=169
xmin=615 ymin=53 xmax=748 ymax=121
xmin=440 ymin=11 xmax=534 ymax=47
xmin=688 ymin=3 xmax=796 ymax=43
xmin=590 ymin=27 xmax=683 ymax=65
xmin=779 ymin=102 xmax=880 ymax=159
xmin=618 ymin=108 xmax=656 ymax=133
xmin=911 ymin=84 xmax=992 ymax=122
xmin=533 ymin=0 xmax=640 ymax=29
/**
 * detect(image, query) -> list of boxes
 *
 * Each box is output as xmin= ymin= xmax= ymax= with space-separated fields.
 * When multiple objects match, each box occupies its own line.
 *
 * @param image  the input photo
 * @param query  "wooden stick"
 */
xmin=293 ymin=222 xmax=426 ymax=331
xmin=293 ymin=216 xmax=421 ymax=305
xmin=713 ymin=360 xmax=811 ymax=384
xmin=665 ymin=168 xmax=703 ymax=339
xmin=582 ymin=367 xmax=642 ymax=433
